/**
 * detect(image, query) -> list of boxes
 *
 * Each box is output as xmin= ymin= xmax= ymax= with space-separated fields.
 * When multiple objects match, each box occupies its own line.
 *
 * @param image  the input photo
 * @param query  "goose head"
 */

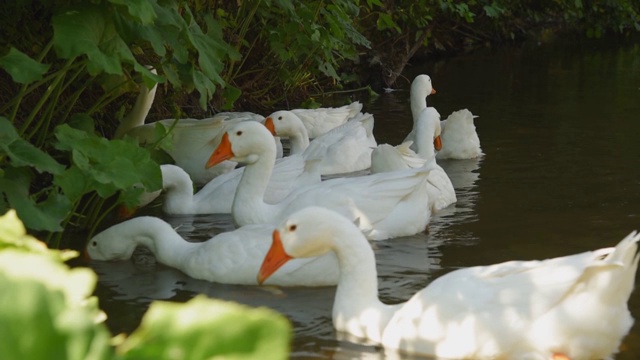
xmin=263 ymin=110 xmax=306 ymax=138
xmin=411 ymin=74 xmax=437 ymax=98
xmin=206 ymin=121 xmax=275 ymax=168
xmin=86 ymin=219 xmax=147 ymax=261
xmin=258 ymin=206 xmax=347 ymax=284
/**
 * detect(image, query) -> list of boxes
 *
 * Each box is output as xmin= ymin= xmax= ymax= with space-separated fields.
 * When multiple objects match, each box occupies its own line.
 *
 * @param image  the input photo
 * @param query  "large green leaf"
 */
xmin=118 ymin=295 xmax=291 ymax=360
xmin=0 ymin=47 xmax=50 ymax=84
xmin=0 ymin=231 xmax=111 ymax=360
xmin=53 ymin=165 xmax=91 ymax=204
xmin=0 ymin=209 xmax=54 ymax=256
xmin=54 ymin=124 xmax=162 ymax=195
xmin=191 ymin=70 xmax=216 ymax=110
xmin=53 ymin=3 xmax=135 ymax=75
xmin=0 ymin=117 xmax=64 ymax=175
xmin=108 ymin=0 xmax=157 ymax=25
xmin=0 ymin=176 xmax=71 ymax=233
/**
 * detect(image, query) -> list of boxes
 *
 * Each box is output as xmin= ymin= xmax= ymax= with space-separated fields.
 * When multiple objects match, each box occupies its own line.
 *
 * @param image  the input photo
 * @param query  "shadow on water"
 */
xmin=87 ymin=36 xmax=640 ymax=359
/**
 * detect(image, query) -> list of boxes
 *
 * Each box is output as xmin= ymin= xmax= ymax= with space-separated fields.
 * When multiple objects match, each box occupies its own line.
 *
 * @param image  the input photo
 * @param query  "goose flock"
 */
xmin=88 ymin=74 xmax=638 ymax=360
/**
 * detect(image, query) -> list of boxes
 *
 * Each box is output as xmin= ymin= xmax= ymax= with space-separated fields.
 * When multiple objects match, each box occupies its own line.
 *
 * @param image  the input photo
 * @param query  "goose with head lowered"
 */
xmin=86 ymin=216 xmax=338 ymax=286
xmin=372 ymin=107 xmax=456 ymax=212
xmin=206 ymin=121 xmax=433 ymax=241
xmin=259 ymin=206 xmax=639 ymax=360
xmin=264 ymin=110 xmax=377 ymax=176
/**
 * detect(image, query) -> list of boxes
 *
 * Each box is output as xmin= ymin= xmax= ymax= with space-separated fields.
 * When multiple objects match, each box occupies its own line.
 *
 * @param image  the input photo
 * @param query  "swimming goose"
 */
xmin=372 ymin=107 xmax=456 ymax=212
xmin=402 ymin=75 xmax=481 ymax=159
xmin=114 ymin=72 xmax=241 ymax=184
xmin=140 ymin=157 xmax=320 ymax=214
xmin=436 ymin=108 xmax=483 ymax=160
xmin=290 ymin=101 xmax=363 ymax=138
xmin=259 ymin=206 xmax=639 ymax=360
xmin=87 ymin=216 xmax=338 ymax=286
xmin=402 ymin=74 xmax=436 ymax=151
xmin=264 ymin=111 xmax=377 ymax=175
xmin=206 ymin=121 xmax=433 ymax=241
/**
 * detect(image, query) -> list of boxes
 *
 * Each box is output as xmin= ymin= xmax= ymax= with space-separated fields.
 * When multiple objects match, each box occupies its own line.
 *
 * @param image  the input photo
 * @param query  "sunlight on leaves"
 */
xmin=117 ymin=295 xmax=291 ymax=360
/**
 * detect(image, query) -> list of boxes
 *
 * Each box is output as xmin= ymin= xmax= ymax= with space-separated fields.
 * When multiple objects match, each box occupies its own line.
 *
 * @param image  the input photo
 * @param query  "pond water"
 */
xmin=88 ymin=36 xmax=640 ymax=359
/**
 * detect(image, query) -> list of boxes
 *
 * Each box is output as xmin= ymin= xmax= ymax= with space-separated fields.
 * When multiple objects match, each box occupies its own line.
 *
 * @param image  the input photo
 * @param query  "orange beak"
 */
xmin=116 ymin=205 xmax=137 ymax=220
xmin=264 ymin=117 xmax=277 ymax=135
xmin=431 ymin=88 xmax=436 ymax=95
xmin=257 ymin=230 xmax=293 ymax=285
xmin=206 ymin=132 xmax=234 ymax=168
xmin=434 ymin=135 xmax=442 ymax=151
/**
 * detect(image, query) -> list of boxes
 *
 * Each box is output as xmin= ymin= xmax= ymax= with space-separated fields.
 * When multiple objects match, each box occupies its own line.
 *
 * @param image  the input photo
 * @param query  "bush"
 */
xmin=0 ymin=209 xmax=291 ymax=360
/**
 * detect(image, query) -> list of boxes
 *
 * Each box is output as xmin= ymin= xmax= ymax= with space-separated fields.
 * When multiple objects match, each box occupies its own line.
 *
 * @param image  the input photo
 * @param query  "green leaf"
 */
xmin=222 ymin=85 xmax=242 ymax=110
xmin=0 ymin=176 xmax=70 ymax=232
xmin=67 ymin=113 xmax=96 ymax=134
xmin=108 ymin=0 xmax=157 ymax=25
xmin=0 ymin=210 xmax=49 ymax=255
xmin=118 ymin=295 xmax=291 ymax=360
xmin=376 ymin=13 xmax=401 ymax=33
xmin=0 ymin=47 xmax=50 ymax=84
xmin=0 ymin=117 xmax=64 ymax=175
xmin=192 ymin=70 xmax=216 ymax=110
xmin=53 ymin=3 xmax=135 ymax=75
xmin=54 ymin=124 xmax=162 ymax=196
xmin=0 ymin=242 xmax=112 ymax=360
xmin=319 ymin=62 xmax=339 ymax=80
xmin=53 ymin=165 xmax=91 ymax=204
xmin=483 ymin=4 xmax=504 ymax=18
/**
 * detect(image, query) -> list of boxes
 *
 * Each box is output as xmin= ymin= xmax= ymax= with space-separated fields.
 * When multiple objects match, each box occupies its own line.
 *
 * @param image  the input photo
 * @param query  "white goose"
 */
xmin=264 ymin=111 xmax=377 ymax=175
xmin=259 ymin=206 xmax=639 ymax=360
xmin=114 ymin=73 xmax=241 ymax=184
xmin=372 ymin=107 xmax=456 ymax=212
xmin=140 ymin=157 xmax=320 ymax=214
xmin=402 ymin=74 xmax=481 ymax=159
xmin=436 ymin=108 xmax=483 ymax=160
xmin=205 ymin=121 xmax=433 ymax=241
xmin=402 ymin=74 xmax=436 ymax=151
xmin=87 ymin=216 xmax=339 ymax=286
xmin=290 ymin=101 xmax=363 ymax=138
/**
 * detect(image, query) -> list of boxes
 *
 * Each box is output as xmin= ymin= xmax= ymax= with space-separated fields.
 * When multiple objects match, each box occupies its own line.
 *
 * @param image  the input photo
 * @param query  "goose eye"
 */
xmin=278 ymin=116 xmax=283 ymax=120
xmin=92 ymin=241 xmax=97 ymax=247
xmin=236 ymin=131 xmax=243 ymax=136
xmin=288 ymin=224 xmax=297 ymax=232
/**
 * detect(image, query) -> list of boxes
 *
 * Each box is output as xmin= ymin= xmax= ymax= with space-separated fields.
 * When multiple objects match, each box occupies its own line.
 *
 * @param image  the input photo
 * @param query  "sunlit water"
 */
xmin=87 ymin=36 xmax=640 ymax=359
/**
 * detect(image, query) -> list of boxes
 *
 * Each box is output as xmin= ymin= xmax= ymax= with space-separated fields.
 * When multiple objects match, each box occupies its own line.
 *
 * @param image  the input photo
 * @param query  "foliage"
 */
xmin=358 ymin=0 xmax=640 ymax=87
xmin=0 ymin=209 xmax=112 ymax=360
xmin=202 ymin=0 xmax=372 ymax=108
xmin=0 ymin=209 xmax=292 ymax=360
xmin=117 ymin=296 xmax=291 ymax=360
xmin=0 ymin=0 xmax=240 ymax=244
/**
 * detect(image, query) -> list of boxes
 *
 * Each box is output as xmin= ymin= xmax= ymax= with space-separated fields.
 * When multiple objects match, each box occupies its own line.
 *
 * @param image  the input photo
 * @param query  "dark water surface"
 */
xmin=90 ymin=37 xmax=640 ymax=359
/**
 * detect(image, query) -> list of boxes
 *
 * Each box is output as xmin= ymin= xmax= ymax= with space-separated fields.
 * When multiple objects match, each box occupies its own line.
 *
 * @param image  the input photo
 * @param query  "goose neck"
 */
xmin=330 ymin=228 xmax=393 ymax=342
xmin=288 ymin=131 xmax=310 ymax=154
xmin=162 ymin=166 xmax=195 ymax=213
xmin=232 ymin=149 xmax=277 ymax=224
xmin=115 ymin=82 xmax=157 ymax=138
xmin=134 ymin=220 xmax=199 ymax=268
